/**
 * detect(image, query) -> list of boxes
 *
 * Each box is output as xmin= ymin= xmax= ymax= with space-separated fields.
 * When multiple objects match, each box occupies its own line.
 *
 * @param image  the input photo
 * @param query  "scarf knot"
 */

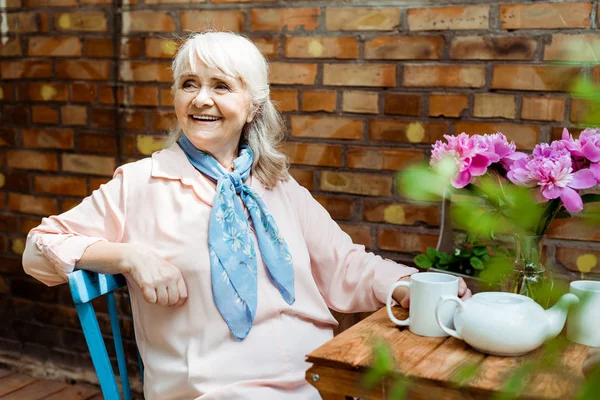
xmin=177 ymin=135 xmax=295 ymax=340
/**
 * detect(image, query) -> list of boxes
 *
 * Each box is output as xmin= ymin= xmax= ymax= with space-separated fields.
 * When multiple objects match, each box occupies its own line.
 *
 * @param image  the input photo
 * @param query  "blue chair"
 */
xmin=68 ymin=270 xmax=143 ymax=400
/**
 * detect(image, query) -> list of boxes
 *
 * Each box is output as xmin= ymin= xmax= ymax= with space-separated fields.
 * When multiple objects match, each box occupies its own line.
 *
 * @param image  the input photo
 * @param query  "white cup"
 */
xmin=386 ymin=272 xmax=459 ymax=337
xmin=567 ymin=280 xmax=600 ymax=347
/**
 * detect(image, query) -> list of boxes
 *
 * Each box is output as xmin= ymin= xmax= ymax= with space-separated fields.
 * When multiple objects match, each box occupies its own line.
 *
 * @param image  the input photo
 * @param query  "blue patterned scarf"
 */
xmin=178 ymin=135 xmax=295 ymax=340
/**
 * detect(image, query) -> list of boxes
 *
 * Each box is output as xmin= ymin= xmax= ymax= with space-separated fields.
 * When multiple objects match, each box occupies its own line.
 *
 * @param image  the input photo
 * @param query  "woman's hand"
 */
xmin=584 ymin=348 xmax=600 ymax=377
xmin=392 ymin=275 xmax=472 ymax=308
xmin=122 ymin=245 xmax=188 ymax=307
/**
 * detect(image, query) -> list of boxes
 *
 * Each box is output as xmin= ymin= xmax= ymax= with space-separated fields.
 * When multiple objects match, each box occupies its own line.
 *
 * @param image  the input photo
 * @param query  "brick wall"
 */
xmin=1 ymin=0 xmax=600 ymax=382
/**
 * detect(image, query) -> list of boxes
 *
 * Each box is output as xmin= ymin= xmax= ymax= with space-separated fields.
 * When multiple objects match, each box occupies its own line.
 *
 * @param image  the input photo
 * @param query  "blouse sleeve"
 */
xmin=289 ymin=180 xmax=417 ymax=313
xmin=22 ymin=170 xmax=127 ymax=286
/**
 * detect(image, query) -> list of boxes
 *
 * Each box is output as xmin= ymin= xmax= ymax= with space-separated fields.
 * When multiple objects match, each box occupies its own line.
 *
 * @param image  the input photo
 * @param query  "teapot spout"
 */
xmin=545 ymin=293 xmax=579 ymax=340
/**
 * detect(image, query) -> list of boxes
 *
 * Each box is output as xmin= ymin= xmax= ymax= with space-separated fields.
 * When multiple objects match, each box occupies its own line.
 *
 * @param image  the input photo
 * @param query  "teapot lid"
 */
xmin=472 ymin=292 xmax=534 ymax=306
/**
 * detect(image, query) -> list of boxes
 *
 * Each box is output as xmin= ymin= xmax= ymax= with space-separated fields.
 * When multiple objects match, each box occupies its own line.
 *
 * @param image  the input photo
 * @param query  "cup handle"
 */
xmin=386 ymin=281 xmax=410 ymax=326
xmin=435 ymin=295 xmax=464 ymax=340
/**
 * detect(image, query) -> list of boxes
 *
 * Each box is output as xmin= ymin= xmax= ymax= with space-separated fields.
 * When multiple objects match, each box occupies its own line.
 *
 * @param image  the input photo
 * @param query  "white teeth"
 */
xmin=191 ymin=115 xmax=220 ymax=121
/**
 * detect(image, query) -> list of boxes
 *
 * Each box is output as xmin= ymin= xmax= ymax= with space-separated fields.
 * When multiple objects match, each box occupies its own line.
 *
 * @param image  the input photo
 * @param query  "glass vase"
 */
xmin=501 ymin=234 xmax=554 ymax=308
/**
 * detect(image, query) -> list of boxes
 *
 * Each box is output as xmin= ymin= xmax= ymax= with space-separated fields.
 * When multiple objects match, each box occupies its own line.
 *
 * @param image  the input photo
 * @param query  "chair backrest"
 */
xmin=68 ymin=270 xmax=143 ymax=400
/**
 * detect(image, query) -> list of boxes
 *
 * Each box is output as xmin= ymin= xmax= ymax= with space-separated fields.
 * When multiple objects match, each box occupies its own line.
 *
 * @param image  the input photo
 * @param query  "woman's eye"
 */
xmin=215 ymin=83 xmax=230 ymax=91
xmin=182 ymin=81 xmax=197 ymax=90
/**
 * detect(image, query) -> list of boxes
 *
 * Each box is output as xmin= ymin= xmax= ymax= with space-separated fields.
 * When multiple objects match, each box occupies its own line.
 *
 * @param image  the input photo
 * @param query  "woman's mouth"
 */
xmin=190 ymin=114 xmax=222 ymax=122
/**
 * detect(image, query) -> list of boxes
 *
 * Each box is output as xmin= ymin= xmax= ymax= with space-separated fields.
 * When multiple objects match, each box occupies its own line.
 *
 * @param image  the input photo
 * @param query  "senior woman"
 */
xmin=22 ymin=31 xmax=470 ymax=399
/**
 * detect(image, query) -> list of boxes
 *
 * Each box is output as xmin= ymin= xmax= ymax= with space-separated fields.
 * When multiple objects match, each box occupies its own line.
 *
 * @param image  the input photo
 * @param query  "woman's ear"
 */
xmin=246 ymin=103 xmax=259 ymax=123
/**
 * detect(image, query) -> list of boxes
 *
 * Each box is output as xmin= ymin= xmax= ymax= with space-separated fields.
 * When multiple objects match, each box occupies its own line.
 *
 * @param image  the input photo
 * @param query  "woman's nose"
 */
xmin=192 ymin=88 xmax=214 ymax=107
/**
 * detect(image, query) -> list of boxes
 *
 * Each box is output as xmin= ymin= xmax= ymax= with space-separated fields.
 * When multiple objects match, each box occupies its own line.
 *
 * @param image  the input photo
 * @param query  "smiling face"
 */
xmin=174 ymin=61 xmax=254 ymax=168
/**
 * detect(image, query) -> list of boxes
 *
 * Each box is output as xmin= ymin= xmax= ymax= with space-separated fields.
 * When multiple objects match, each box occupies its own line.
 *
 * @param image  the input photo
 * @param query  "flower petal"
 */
xmin=560 ymin=186 xmax=584 ymax=213
xmin=569 ymin=168 xmax=597 ymax=189
xmin=452 ymin=170 xmax=471 ymax=188
xmin=469 ymin=154 xmax=490 ymax=176
xmin=582 ymin=142 xmax=600 ymax=163
xmin=590 ymin=163 xmax=600 ymax=182
xmin=541 ymin=184 xmax=561 ymax=200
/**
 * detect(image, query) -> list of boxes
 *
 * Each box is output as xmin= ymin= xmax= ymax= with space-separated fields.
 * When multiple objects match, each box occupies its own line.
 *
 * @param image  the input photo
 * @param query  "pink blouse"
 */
xmin=22 ymin=144 xmax=417 ymax=399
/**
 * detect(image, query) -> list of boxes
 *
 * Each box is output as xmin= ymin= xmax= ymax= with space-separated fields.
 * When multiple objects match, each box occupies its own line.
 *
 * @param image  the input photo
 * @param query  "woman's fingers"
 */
xmin=166 ymin=281 xmax=180 ymax=306
xmin=458 ymin=278 xmax=468 ymax=296
xmin=142 ymin=285 xmax=157 ymax=304
xmin=461 ymin=288 xmax=472 ymax=300
xmin=156 ymin=286 xmax=169 ymax=306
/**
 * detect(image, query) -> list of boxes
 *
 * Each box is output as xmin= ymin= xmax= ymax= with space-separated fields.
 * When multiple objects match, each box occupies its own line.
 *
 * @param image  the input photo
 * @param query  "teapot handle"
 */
xmin=436 ymin=295 xmax=465 ymax=340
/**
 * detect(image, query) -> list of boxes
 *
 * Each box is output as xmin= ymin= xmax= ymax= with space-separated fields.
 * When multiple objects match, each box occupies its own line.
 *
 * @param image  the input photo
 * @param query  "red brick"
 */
xmin=347 ymin=147 xmax=424 ymax=171
xmin=364 ymin=201 xmax=440 ymax=226
xmin=325 ymin=8 xmax=400 ymax=31
xmin=285 ymin=37 xmax=358 ymax=59
xmin=369 ymin=120 xmax=448 ymax=144
xmin=5 ymin=12 xmax=49 ymax=33
xmin=151 ymin=111 xmax=176 ymax=131
xmin=34 ymin=176 xmax=87 ymax=196
xmin=128 ymin=86 xmax=159 ymax=107
xmin=548 ymin=217 xmax=600 ymax=242
xmin=0 ymin=213 xmax=19 ymax=233
xmin=544 ymin=34 xmax=600 ymax=62
xmin=145 ymin=38 xmax=179 ymax=59
xmin=271 ymin=89 xmax=298 ymax=112
xmin=0 ymin=84 xmax=15 ymax=102
xmin=120 ymin=61 xmax=172 ymax=83
xmin=24 ymin=0 xmax=76 ymax=5
xmin=8 ymin=193 xmax=58 ymax=216
xmin=404 ymin=64 xmax=485 ymax=88
xmin=289 ymin=168 xmax=313 ymax=190
xmin=429 ymin=94 xmax=468 ymax=118
xmin=137 ymin=135 xmax=167 ymax=156
xmin=83 ymin=38 xmax=113 ymax=58
xmin=378 ymin=229 xmax=438 ymax=253
xmin=521 ymin=96 xmax=565 ymax=122
xmin=500 ymin=3 xmax=591 ymax=29
xmin=314 ymin=195 xmax=354 ymax=220
xmin=473 ymin=94 xmax=516 ymax=119
xmin=56 ymin=60 xmax=111 ymax=81
xmin=21 ymin=218 xmax=42 ymax=235
xmin=160 ymin=88 xmax=174 ymax=107
xmin=408 ymin=6 xmax=489 ymax=31
xmin=62 ymin=154 xmax=116 ymax=176
xmin=551 ymin=126 xmax=583 ymax=142
xmin=324 ymin=64 xmax=396 ymax=87
xmin=28 ymin=36 xmax=81 ymax=57
xmin=61 ymin=105 xmax=88 ymax=126
xmin=98 ymin=85 xmax=124 ymax=105
xmin=90 ymin=108 xmax=115 ymax=129
xmin=283 ymin=143 xmax=343 ymax=167
xmin=290 ymin=116 xmax=362 ymax=140
xmin=1 ymin=60 xmax=52 ymax=79
xmin=27 ymin=83 xmax=68 ymax=102
xmin=450 ymin=36 xmax=536 ymax=60
xmin=0 ymin=127 xmax=16 ymax=146
xmin=122 ymin=11 xmax=175 ymax=33
xmin=342 ymin=91 xmax=378 ymax=114
xmin=0 ymin=38 xmax=23 ymax=57
xmin=339 ymin=224 xmax=372 ymax=248
xmin=120 ymin=38 xmax=144 ymax=59
xmin=454 ymin=122 xmax=540 ymax=150
xmin=571 ymin=98 xmax=600 ymax=124
xmin=320 ymin=171 xmax=391 ymax=197
xmin=32 ymin=106 xmax=59 ymax=124
xmin=56 ymin=12 xmax=107 ymax=32
xmin=70 ymin=83 xmax=97 ymax=103
xmin=181 ymin=11 xmax=245 ymax=32
xmin=2 ymin=104 xmax=29 ymax=124
xmin=556 ymin=247 xmax=600 ymax=274
xmin=365 ymin=36 xmax=443 ymax=60
xmin=78 ymin=133 xmax=118 ymax=154
xmin=62 ymin=199 xmax=84 ymax=212
xmin=302 ymin=90 xmax=336 ymax=112
xmin=23 ymin=128 xmax=74 ymax=149
xmin=384 ymin=93 xmax=421 ymax=116
xmin=7 ymin=150 xmax=58 ymax=171
xmin=3 ymin=170 xmax=29 ymax=192
xmin=122 ymin=110 xmax=147 ymax=130
xmin=252 ymin=37 xmax=279 ymax=59
xmin=250 ymin=8 xmax=319 ymax=31
xmin=492 ymin=65 xmax=581 ymax=92
xmin=89 ymin=177 xmax=110 ymax=193
xmin=269 ymin=62 xmax=317 ymax=85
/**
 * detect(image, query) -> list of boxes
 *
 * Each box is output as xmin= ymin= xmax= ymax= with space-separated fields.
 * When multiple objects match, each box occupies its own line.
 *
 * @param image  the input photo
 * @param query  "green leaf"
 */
xmin=414 ymin=254 xmax=433 ymax=269
xmin=470 ymin=257 xmax=485 ymax=270
xmin=426 ymin=247 xmax=438 ymax=261
xmin=473 ymin=246 xmax=487 ymax=256
xmin=389 ymin=378 xmax=410 ymax=400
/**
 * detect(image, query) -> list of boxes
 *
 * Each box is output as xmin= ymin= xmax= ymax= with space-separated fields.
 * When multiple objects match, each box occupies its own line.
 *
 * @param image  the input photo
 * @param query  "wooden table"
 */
xmin=306 ymin=307 xmax=591 ymax=400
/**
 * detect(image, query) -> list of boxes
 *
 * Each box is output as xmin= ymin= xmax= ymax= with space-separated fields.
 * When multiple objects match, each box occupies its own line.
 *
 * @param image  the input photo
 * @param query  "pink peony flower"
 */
xmin=562 ymin=128 xmax=600 ymax=181
xmin=508 ymin=152 xmax=597 ymax=213
xmin=430 ymin=133 xmax=491 ymax=188
xmin=474 ymin=133 xmax=516 ymax=163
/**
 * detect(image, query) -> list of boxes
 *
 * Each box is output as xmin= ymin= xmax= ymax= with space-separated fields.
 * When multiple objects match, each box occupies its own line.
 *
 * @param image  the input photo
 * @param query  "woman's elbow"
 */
xmin=22 ymin=235 xmax=67 ymax=287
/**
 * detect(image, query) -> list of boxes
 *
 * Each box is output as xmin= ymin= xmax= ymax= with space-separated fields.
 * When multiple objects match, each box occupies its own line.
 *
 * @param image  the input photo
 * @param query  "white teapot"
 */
xmin=435 ymin=292 xmax=579 ymax=356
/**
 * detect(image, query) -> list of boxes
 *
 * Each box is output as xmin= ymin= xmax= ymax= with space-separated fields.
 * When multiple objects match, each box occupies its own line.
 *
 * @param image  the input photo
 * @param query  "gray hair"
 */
xmin=167 ymin=31 xmax=288 ymax=189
